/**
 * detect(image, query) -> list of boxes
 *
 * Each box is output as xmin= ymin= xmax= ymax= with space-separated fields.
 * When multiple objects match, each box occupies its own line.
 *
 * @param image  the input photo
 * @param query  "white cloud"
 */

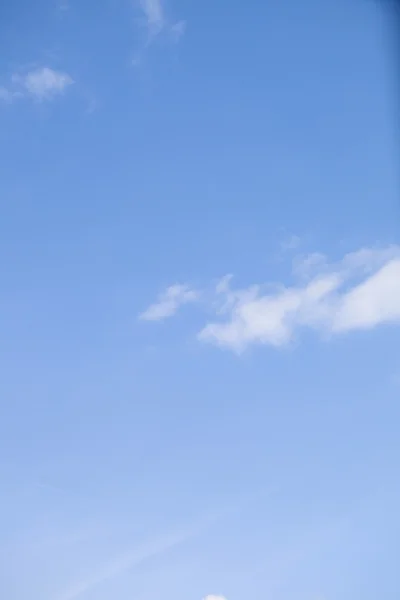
xmin=199 ymin=246 xmax=400 ymax=352
xmin=203 ymin=596 xmax=227 ymax=600
xmin=137 ymin=0 xmax=185 ymax=42
xmin=12 ymin=67 xmax=73 ymax=100
xmin=1 ymin=67 xmax=73 ymax=104
xmin=140 ymin=0 xmax=165 ymax=35
xmin=140 ymin=284 xmax=198 ymax=321
xmin=332 ymin=259 xmax=400 ymax=332
xmin=141 ymin=245 xmax=400 ymax=352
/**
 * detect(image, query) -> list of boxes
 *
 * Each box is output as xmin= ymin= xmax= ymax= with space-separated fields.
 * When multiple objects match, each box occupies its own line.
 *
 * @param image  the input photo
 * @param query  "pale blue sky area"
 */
xmin=1 ymin=1 xmax=399 ymax=599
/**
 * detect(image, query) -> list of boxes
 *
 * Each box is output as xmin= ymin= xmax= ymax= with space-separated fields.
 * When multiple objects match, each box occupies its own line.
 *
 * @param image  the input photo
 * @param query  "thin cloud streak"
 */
xmin=140 ymin=284 xmax=199 ymax=321
xmin=56 ymin=529 xmax=195 ymax=600
xmin=55 ymin=503 xmax=239 ymax=600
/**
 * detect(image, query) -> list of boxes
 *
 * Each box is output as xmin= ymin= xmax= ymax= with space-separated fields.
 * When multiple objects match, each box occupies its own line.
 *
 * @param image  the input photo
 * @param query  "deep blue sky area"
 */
xmin=0 ymin=1 xmax=399 ymax=600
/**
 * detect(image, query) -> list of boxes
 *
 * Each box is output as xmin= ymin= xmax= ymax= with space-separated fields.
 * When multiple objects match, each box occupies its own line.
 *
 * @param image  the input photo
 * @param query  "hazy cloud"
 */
xmin=140 ymin=0 xmax=165 ymax=35
xmin=1 ymin=67 xmax=73 ymax=103
xmin=0 ymin=86 xmax=23 ymax=102
xmin=57 ymin=530 xmax=193 ymax=600
xmin=140 ymin=284 xmax=198 ymax=321
xmin=13 ymin=67 xmax=74 ymax=100
xmin=58 ymin=0 xmax=70 ymax=10
xmin=137 ymin=0 xmax=186 ymax=42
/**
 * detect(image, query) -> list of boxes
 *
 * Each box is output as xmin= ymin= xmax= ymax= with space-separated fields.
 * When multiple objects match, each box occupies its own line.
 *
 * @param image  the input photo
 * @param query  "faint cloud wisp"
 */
xmin=140 ymin=284 xmax=199 ymax=321
xmin=139 ymin=0 xmax=165 ymax=36
xmin=1 ymin=67 xmax=74 ymax=103
xmin=13 ymin=67 xmax=74 ymax=101
xmin=133 ymin=0 xmax=186 ymax=62
xmin=56 ymin=529 xmax=195 ymax=600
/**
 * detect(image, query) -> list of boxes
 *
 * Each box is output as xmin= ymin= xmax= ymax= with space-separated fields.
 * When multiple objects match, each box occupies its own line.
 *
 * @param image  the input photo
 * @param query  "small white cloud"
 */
xmin=12 ymin=67 xmax=74 ymax=101
xmin=1 ymin=67 xmax=73 ymax=104
xmin=140 ymin=284 xmax=198 ymax=322
xmin=199 ymin=284 xmax=304 ymax=352
xmin=203 ymin=596 xmax=227 ymax=600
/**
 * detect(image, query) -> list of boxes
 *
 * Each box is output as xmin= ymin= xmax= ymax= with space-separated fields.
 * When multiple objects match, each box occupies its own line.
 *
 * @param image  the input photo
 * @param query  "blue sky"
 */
xmin=1 ymin=0 xmax=399 ymax=599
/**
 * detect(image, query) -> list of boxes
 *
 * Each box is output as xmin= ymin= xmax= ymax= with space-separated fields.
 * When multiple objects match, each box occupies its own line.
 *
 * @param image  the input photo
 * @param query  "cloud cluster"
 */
xmin=140 ymin=245 xmax=400 ymax=352
xmin=0 ymin=67 xmax=73 ymax=103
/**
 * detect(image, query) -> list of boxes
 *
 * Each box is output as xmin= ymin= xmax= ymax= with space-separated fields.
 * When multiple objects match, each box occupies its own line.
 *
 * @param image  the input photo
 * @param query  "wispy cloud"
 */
xmin=140 ymin=0 xmax=165 ymax=36
xmin=13 ymin=67 xmax=73 ymax=100
xmin=170 ymin=19 xmax=187 ymax=41
xmin=56 ymin=529 xmax=193 ymax=600
xmin=1 ymin=67 xmax=73 ymax=104
xmin=58 ymin=0 xmax=70 ymax=10
xmin=137 ymin=0 xmax=186 ymax=44
xmin=140 ymin=245 xmax=400 ymax=352
xmin=0 ymin=86 xmax=22 ymax=102
xmin=203 ymin=596 xmax=227 ymax=600
xmin=139 ymin=284 xmax=199 ymax=321
xmin=280 ymin=234 xmax=301 ymax=252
